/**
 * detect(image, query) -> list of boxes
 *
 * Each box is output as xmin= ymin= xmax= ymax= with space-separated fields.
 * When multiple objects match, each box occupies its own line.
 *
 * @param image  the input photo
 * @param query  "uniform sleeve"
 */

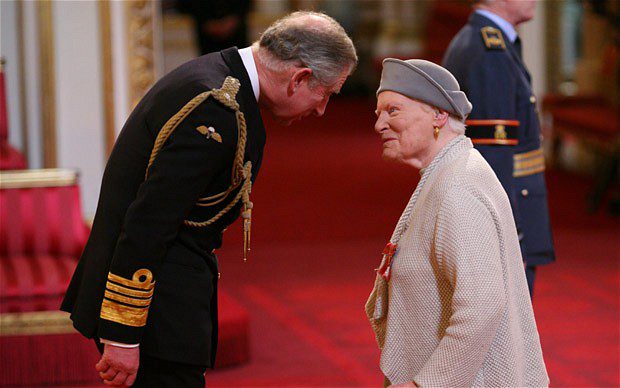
xmin=97 ymin=99 xmax=236 ymax=344
xmin=413 ymin=189 xmax=507 ymax=387
xmin=464 ymin=53 xmax=524 ymax=246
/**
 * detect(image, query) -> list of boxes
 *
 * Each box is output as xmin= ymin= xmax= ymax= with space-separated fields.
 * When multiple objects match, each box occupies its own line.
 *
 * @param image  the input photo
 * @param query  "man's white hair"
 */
xmin=256 ymin=11 xmax=358 ymax=87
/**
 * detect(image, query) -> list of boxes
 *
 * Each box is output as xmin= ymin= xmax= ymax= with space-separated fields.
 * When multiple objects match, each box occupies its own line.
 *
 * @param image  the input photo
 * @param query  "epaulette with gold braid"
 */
xmin=480 ymin=26 xmax=506 ymax=50
xmin=146 ymin=76 xmax=254 ymax=262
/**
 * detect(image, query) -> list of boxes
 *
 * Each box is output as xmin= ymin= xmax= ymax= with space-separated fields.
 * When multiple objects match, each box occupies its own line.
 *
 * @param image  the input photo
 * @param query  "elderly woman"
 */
xmin=366 ymin=59 xmax=549 ymax=387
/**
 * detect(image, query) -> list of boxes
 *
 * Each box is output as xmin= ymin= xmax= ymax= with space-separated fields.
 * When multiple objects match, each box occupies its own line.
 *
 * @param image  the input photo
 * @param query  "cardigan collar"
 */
xmin=420 ymin=135 xmax=472 ymax=179
xmin=389 ymin=135 xmax=472 ymax=244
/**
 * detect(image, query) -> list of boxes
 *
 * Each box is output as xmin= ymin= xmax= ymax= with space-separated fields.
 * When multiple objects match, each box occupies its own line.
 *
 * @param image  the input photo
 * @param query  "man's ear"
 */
xmin=288 ymin=68 xmax=313 ymax=94
xmin=433 ymin=110 xmax=449 ymax=128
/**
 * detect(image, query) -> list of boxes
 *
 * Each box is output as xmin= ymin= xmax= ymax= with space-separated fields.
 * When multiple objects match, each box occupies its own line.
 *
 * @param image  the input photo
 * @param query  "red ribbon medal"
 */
xmin=376 ymin=242 xmax=398 ymax=282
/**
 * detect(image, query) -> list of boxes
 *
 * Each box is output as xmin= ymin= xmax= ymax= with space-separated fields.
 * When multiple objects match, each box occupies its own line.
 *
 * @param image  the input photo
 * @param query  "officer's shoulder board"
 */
xmin=480 ymin=26 xmax=506 ymax=50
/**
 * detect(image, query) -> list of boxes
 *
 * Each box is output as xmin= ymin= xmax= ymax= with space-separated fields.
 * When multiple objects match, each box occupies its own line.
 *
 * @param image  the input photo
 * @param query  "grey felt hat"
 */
xmin=377 ymin=58 xmax=473 ymax=121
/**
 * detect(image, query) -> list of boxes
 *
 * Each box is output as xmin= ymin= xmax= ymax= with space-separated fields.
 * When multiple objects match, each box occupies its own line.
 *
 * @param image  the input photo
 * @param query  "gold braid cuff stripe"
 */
xmin=513 ymin=147 xmax=545 ymax=177
xmin=100 ymin=298 xmax=149 ymax=327
xmin=145 ymin=76 xmax=254 ymax=261
xmin=104 ymin=290 xmax=151 ymax=307
xmin=100 ymin=269 xmax=154 ymax=327
xmin=514 ymin=147 xmax=544 ymax=161
xmin=106 ymin=281 xmax=154 ymax=298
xmin=515 ymin=155 xmax=545 ymax=170
xmin=107 ymin=268 xmax=154 ymax=290
xmin=514 ymin=162 xmax=545 ymax=177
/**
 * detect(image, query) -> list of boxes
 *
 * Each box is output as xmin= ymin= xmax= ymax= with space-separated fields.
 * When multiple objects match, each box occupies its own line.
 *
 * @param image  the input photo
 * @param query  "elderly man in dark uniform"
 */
xmin=442 ymin=0 xmax=554 ymax=297
xmin=61 ymin=11 xmax=357 ymax=387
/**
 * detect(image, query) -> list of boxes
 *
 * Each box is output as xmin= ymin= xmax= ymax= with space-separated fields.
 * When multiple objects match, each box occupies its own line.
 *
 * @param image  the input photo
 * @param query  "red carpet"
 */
xmin=66 ymin=97 xmax=619 ymax=387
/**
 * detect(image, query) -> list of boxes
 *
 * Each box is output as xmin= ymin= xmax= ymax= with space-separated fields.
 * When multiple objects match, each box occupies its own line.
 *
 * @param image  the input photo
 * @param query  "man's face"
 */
xmin=374 ymin=91 xmax=435 ymax=166
xmin=273 ymin=70 xmax=349 ymax=126
xmin=504 ymin=0 xmax=536 ymax=25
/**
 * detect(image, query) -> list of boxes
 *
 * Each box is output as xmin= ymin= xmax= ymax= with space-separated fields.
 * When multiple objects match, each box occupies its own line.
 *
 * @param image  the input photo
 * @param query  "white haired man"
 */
xmin=61 ymin=11 xmax=357 ymax=387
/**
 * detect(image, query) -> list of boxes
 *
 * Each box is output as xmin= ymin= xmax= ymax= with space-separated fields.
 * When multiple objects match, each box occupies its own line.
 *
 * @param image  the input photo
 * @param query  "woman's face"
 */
xmin=374 ymin=91 xmax=436 ymax=167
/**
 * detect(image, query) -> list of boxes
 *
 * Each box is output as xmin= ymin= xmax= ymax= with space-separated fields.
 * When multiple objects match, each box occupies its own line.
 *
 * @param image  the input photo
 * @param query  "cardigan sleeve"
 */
xmin=414 ymin=188 xmax=507 ymax=387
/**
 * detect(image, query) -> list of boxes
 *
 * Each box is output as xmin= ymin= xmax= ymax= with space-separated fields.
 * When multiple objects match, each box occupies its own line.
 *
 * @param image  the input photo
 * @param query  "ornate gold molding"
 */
xmin=0 ymin=311 xmax=76 ymax=336
xmin=0 ymin=168 xmax=79 ymax=189
xmin=126 ymin=0 xmax=157 ymax=109
xmin=37 ymin=0 xmax=56 ymax=168
xmin=99 ymin=0 xmax=116 ymax=157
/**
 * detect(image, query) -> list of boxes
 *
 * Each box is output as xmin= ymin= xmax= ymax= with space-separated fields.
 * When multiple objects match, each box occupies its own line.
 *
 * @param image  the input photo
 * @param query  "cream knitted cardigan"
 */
xmin=366 ymin=136 xmax=549 ymax=387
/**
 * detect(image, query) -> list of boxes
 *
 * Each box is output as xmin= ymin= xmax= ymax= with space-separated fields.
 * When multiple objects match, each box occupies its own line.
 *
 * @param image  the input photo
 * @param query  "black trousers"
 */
xmin=95 ymin=339 xmax=207 ymax=388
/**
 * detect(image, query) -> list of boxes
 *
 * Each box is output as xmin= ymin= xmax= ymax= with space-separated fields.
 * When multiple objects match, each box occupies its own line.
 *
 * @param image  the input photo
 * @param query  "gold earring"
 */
xmin=433 ymin=126 xmax=440 ymax=139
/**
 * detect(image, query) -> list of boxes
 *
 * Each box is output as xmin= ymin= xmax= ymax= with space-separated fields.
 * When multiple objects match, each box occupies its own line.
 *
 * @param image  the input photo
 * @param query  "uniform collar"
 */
xmin=238 ymin=46 xmax=260 ymax=102
xmin=474 ymin=9 xmax=518 ymax=43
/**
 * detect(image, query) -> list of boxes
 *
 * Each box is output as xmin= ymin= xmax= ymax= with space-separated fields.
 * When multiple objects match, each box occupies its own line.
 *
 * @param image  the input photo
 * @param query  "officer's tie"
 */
xmin=513 ymin=36 xmax=523 ymax=59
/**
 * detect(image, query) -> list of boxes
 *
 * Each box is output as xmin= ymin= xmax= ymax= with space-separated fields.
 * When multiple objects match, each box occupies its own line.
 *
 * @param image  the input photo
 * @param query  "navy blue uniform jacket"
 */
xmin=442 ymin=12 xmax=554 ymax=266
xmin=61 ymin=47 xmax=266 ymax=367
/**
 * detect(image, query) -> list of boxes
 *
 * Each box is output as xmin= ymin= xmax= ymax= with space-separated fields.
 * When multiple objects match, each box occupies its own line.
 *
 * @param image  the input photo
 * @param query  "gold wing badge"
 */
xmin=196 ymin=125 xmax=222 ymax=143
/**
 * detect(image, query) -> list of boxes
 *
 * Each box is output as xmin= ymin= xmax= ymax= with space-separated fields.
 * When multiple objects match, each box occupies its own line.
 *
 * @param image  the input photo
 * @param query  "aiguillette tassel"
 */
xmin=242 ymin=201 xmax=253 ymax=262
xmin=241 ymin=162 xmax=254 ymax=262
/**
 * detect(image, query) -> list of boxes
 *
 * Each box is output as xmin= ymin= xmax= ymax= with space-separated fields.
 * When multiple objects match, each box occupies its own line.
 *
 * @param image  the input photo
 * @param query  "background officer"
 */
xmin=442 ymin=0 xmax=555 ymax=297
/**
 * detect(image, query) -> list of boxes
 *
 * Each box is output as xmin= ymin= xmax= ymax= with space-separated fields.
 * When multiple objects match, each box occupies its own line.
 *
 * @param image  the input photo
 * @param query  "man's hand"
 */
xmin=95 ymin=344 xmax=139 ymax=386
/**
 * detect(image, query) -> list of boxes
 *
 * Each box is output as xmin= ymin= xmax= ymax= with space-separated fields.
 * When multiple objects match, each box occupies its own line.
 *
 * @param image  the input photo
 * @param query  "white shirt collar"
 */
xmin=475 ymin=9 xmax=518 ymax=43
xmin=238 ymin=47 xmax=260 ymax=102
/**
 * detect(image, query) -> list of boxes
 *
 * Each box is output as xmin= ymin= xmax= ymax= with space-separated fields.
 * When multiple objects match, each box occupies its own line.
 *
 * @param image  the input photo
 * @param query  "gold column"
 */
xmin=126 ymin=0 xmax=157 ymax=109
xmin=37 ymin=0 xmax=56 ymax=168
xmin=16 ymin=0 xmax=29 ymax=162
xmin=99 ymin=0 xmax=115 ymax=156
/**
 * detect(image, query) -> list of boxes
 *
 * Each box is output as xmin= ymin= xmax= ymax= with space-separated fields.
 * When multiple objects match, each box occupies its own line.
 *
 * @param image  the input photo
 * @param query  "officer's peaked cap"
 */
xmin=377 ymin=58 xmax=472 ymax=121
